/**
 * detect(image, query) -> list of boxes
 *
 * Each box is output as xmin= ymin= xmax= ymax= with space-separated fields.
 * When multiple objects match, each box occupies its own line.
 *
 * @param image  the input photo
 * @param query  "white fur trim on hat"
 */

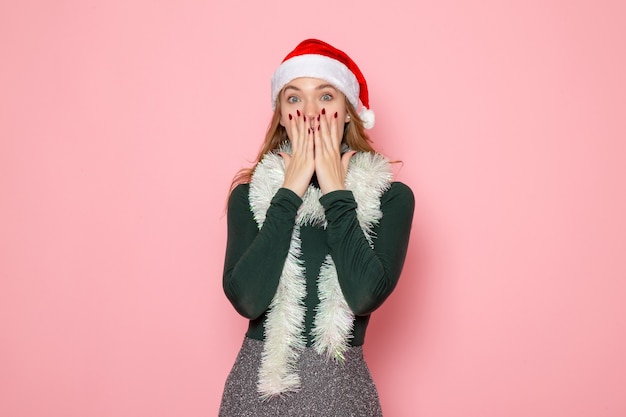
xmin=271 ymin=54 xmax=360 ymax=110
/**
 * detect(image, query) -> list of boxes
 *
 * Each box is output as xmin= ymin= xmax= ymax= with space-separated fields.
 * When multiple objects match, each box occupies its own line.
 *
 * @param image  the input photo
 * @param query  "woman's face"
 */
xmin=278 ymin=77 xmax=350 ymax=141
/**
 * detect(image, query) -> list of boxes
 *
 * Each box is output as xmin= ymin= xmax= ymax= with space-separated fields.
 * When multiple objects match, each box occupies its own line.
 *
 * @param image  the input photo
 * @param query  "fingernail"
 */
xmin=308 ymin=128 xmax=311 ymax=134
xmin=289 ymin=113 xmax=292 ymax=120
xmin=317 ymin=125 xmax=320 ymax=131
xmin=303 ymin=115 xmax=307 ymax=122
xmin=334 ymin=112 xmax=338 ymax=118
xmin=317 ymin=115 xmax=320 ymax=121
xmin=322 ymin=108 xmax=326 ymax=115
xmin=297 ymin=110 xmax=301 ymax=117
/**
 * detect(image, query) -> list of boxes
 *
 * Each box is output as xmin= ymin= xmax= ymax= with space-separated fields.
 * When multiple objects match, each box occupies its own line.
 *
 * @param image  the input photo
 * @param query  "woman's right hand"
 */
xmin=279 ymin=110 xmax=315 ymax=197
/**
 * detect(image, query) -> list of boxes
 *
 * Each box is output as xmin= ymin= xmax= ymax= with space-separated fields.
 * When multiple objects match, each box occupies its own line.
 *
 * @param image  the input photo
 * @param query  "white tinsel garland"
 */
xmin=249 ymin=142 xmax=391 ymax=398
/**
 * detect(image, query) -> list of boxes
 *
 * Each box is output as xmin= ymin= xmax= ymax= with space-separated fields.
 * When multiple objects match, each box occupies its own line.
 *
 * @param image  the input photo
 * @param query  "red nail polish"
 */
xmin=317 ymin=115 xmax=320 ymax=122
xmin=334 ymin=112 xmax=338 ymax=118
xmin=317 ymin=125 xmax=320 ymax=131
xmin=297 ymin=110 xmax=301 ymax=117
xmin=308 ymin=128 xmax=311 ymax=134
xmin=303 ymin=115 xmax=306 ymax=121
xmin=289 ymin=113 xmax=292 ymax=120
xmin=322 ymin=108 xmax=326 ymax=115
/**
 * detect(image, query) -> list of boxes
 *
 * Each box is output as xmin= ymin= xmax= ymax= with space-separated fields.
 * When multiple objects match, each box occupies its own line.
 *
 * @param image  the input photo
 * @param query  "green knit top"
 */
xmin=223 ymin=182 xmax=414 ymax=347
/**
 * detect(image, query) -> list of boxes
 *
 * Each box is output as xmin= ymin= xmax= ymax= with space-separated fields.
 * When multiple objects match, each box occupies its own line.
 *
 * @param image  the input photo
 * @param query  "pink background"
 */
xmin=2 ymin=1 xmax=625 ymax=416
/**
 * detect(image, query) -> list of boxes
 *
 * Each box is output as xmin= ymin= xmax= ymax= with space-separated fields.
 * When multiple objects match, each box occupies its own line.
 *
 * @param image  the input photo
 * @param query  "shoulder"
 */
xmin=382 ymin=182 xmax=415 ymax=205
xmin=380 ymin=182 xmax=415 ymax=217
xmin=228 ymin=183 xmax=251 ymax=209
xmin=379 ymin=182 xmax=415 ymax=226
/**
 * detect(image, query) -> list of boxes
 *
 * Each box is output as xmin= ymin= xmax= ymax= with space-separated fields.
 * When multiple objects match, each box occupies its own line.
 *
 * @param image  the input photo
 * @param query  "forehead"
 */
xmin=283 ymin=77 xmax=339 ymax=91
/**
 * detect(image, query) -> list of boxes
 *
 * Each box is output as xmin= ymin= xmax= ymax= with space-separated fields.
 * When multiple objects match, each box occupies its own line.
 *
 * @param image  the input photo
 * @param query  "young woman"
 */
xmin=219 ymin=39 xmax=414 ymax=416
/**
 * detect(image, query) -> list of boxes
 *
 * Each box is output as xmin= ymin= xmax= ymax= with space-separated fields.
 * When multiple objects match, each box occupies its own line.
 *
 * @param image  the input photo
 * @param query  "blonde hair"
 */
xmin=230 ymin=96 xmax=377 ymax=192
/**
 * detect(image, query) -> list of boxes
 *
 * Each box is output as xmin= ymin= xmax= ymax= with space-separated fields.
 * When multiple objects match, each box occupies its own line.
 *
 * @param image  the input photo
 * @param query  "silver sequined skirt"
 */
xmin=219 ymin=337 xmax=383 ymax=417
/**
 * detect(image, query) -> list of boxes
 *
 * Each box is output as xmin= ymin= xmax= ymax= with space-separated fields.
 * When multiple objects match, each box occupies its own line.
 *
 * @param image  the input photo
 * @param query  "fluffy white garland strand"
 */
xmin=310 ymin=254 xmax=353 ymax=361
xmin=249 ymin=143 xmax=392 ymax=399
xmin=256 ymin=225 xmax=307 ymax=400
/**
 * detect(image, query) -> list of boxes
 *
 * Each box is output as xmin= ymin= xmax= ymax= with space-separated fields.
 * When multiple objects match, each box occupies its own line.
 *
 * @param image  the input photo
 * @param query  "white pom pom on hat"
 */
xmin=271 ymin=39 xmax=375 ymax=129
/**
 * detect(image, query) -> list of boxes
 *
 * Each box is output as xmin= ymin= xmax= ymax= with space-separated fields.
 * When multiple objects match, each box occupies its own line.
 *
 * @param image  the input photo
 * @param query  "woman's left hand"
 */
xmin=314 ymin=110 xmax=355 ymax=194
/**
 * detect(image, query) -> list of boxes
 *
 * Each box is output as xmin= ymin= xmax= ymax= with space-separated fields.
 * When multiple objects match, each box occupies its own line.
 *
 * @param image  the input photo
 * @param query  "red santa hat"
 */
xmin=271 ymin=39 xmax=375 ymax=129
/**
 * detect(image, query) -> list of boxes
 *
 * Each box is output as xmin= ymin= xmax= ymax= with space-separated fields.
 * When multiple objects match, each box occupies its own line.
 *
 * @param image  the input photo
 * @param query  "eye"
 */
xmin=287 ymin=96 xmax=300 ymax=104
xmin=321 ymin=93 xmax=333 ymax=101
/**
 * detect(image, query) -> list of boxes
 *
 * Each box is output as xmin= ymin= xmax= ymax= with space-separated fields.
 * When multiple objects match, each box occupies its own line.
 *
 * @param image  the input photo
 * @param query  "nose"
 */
xmin=302 ymin=100 xmax=320 ymax=123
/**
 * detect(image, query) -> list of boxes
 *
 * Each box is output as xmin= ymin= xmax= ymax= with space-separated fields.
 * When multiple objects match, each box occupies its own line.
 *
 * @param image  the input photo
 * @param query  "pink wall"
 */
xmin=1 ymin=1 xmax=625 ymax=416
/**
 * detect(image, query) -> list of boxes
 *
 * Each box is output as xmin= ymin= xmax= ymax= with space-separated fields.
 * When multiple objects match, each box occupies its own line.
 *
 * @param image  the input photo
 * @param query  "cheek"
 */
xmin=279 ymin=114 xmax=295 ymax=140
xmin=325 ymin=100 xmax=342 ymax=111
xmin=279 ymin=112 xmax=289 ymax=127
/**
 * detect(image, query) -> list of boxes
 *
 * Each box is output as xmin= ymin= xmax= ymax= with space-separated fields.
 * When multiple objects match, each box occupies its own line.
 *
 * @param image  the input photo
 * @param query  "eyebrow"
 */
xmin=315 ymin=84 xmax=337 ymax=91
xmin=283 ymin=85 xmax=301 ymax=93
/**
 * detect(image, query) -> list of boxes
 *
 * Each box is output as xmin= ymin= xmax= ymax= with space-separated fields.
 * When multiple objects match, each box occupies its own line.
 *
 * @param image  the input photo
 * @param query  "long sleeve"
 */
xmin=222 ymin=184 xmax=302 ymax=319
xmin=320 ymin=182 xmax=415 ymax=316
